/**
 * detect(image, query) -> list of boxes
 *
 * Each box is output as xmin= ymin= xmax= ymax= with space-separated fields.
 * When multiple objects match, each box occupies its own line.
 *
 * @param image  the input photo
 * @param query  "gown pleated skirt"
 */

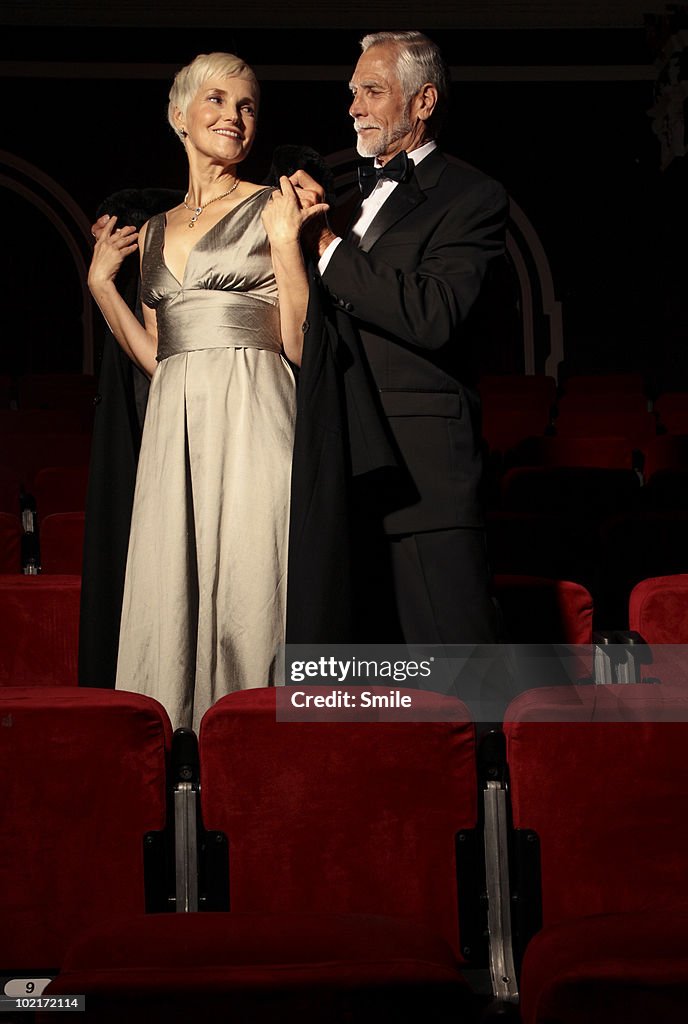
xmin=116 ymin=344 xmax=296 ymax=731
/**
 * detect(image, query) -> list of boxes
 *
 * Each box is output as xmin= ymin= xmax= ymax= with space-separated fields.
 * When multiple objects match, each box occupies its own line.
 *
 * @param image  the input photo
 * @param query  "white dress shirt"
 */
xmin=317 ymin=140 xmax=437 ymax=275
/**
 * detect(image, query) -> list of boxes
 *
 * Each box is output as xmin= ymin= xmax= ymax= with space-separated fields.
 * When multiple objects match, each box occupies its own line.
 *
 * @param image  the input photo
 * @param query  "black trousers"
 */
xmin=354 ymin=525 xmax=498 ymax=645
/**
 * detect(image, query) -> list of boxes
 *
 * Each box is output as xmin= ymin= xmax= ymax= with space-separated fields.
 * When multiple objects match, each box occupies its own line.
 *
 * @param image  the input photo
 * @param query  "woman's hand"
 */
xmin=262 ymin=176 xmax=329 ymax=249
xmin=287 ymin=170 xmax=337 ymax=258
xmin=88 ymin=216 xmax=138 ymax=293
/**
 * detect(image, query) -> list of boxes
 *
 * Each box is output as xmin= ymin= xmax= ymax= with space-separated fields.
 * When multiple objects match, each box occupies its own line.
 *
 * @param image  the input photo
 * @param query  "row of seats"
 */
xmin=3 ymin=682 xmax=688 ymax=1022
xmin=479 ymin=373 xmax=688 ymax=457
xmin=0 ymin=511 xmax=84 ymax=574
xmin=1 ymin=573 xmax=686 ymax=692
xmin=0 ymin=433 xmax=91 ymax=494
xmin=1 ymin=506 xmax=686 ymax=635
xmin=0 ymin=463 xmax=89 ymax=516
xmin=497 ymin=433 xmax=688 ymax=477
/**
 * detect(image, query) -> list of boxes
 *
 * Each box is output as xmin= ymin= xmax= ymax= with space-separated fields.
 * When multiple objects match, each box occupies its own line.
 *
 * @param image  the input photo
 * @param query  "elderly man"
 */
xmin=293 ymin=30 xmax=508 ymax=644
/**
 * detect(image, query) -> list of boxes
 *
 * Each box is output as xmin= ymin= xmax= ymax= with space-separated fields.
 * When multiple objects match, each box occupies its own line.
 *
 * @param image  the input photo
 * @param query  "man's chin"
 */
xmin=355 ymin=136 xmax=383 ymax=159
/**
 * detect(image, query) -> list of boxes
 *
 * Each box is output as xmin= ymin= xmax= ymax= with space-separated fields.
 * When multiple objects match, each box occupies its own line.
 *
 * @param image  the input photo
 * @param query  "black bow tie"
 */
xmin=357 ymin=151 xmax=411 ymax=199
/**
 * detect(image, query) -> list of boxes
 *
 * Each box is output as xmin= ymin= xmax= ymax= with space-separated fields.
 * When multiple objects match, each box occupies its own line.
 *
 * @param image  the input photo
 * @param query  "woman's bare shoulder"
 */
xmin=240 ymin=183 xmax=272 ymax=198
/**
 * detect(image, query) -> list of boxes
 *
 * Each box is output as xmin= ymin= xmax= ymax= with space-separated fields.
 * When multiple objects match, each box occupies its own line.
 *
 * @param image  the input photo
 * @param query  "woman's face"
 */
xmin=178 ymin=75 xmax=259 ymax=166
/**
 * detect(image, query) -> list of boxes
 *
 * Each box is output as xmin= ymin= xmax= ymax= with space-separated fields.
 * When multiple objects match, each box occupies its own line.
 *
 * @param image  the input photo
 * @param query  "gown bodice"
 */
xmin=140 ymin=188 xmax=282 ymax=362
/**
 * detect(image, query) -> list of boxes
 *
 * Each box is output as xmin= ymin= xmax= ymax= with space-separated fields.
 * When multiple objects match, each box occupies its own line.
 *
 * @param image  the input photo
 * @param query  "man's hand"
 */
xmin=288 ymin=170 xmax=338 ymax=258
xmin=288 ymin=169 xmax=325 ymax=206
xmin=91 ymin=213 xmax=136 ymax=243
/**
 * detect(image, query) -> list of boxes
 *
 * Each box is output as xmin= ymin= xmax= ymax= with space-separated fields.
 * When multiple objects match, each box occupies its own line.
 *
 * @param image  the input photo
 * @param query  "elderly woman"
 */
xmin=87 ymin=52 xmax=327 ymax=731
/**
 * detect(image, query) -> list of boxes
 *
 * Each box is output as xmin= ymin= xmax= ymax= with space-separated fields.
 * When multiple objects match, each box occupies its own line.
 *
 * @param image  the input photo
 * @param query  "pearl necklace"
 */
xmin=183 ymin=177 xmax=241 ymax=228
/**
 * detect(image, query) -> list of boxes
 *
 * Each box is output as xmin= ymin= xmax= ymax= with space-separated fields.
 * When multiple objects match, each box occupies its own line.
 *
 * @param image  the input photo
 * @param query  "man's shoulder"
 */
xmin=421 ymin=149 xmax=506 ymax=199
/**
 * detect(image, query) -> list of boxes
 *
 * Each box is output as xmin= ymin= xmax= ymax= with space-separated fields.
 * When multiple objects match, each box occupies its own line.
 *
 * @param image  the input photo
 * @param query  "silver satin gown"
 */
xmin=115 ymin=189 xmax=296 ymax=731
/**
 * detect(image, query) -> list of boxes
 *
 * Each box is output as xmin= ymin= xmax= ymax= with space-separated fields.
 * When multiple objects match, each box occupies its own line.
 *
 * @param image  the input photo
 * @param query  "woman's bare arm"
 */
xmin=261 ymin=177 xmax=328 ymax=366
xmin=88 ymin=216 xmax=158 ymax=377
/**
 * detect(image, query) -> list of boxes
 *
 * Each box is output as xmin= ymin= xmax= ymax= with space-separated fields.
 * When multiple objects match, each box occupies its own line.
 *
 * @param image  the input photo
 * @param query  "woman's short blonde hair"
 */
xmin=167 ymin=52 xmax=259 ymax=141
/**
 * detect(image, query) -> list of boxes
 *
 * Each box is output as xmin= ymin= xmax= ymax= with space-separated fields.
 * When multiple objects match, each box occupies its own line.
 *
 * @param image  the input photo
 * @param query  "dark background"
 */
xmin=0 ymin=5 xmax=684 ymax=385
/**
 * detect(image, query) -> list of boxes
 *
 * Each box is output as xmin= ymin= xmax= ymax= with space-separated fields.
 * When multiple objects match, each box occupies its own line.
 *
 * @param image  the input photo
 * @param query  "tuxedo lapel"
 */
xmin=358 ymin=174 xmax=425 ymax=252
xmin=356 ymin=150 xmax=447 ymax=252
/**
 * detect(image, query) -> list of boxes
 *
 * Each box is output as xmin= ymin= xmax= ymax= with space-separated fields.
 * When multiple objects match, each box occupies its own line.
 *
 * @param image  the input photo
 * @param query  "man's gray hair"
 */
xmin=360 ymin=31 xmax=449 ymax=134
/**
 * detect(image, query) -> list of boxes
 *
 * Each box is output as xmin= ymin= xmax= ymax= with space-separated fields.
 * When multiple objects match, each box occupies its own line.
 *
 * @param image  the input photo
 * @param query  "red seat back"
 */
xmin=629 ymin=574 xmax=688 ymax=644
xmin=640 ymin=435 xmax=688 ymax=478
xmin=33 ymin=466 xmax=89 ymax=517
xmin=0 ymin=465 xmax=20 ymax=514
xmin=655 ymin=392 xmax=688 ymax=434
xmin=0 ymin=512 xmax=21 ymax=573
xmin=0 ymin=432 xmax=91 ymax=489
xmin=554 ymin=410 xmax=656 ymax=441
xmin=505 ymin=685 xmax=688 ymax=928
xmin=199 ymin=687 xmax=477 ymax=960
xmin=0 ymin=576 xmax=81 ymax=685
xmin=40 ymin=511 xmax=85 ymax=574
xmin=0 ymin=687 xmax=171 ymax=970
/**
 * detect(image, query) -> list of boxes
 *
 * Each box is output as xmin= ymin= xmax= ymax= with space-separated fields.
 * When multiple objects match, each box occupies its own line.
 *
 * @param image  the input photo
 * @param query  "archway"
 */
xmin=1 ymin=150 xmax=95 ymax=374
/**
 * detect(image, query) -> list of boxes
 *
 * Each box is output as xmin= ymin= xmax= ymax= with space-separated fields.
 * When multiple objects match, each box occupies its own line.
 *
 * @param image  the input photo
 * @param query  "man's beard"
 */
xmin=355 ymin=113 xmax=412 ymax=158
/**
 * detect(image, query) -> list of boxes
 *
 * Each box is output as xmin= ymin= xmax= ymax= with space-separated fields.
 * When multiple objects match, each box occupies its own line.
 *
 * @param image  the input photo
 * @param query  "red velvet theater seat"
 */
xmin=641 ymin=434 xmax=688 ymax=479
xmin=0 ymin=465 xmax=20 ymax=514
xmin=553 ymin=409 xmax=656 ymax=442
xmin=0 ymin=688 xmax=171 ymax=976
xmin=504 ymin=684 xmax=688 ymax=1024
xmin=481 ymin=399 xmax=552 ymax=455
xmin=45 ymin=912 xmax=467 ymax=1024
xmin=46 ymin=687 xmax=479 ymax=1022
xmin=519 ymin=906 xmax=688 ymax=1024
xmin=655 ymin=391 xmax=688 ymax=435
xmin=39 ymin=511 xmax=85 ymax=574
xmin=32 ymin=465 xmax=89 ymax=517
xmin=0 ymin=431 xmax=91 ymax=489
xmin=629 ymin=574 xmax=688 ymax=644
xmin=0 ymin=511 xmax=21 ymax=573
xmin=0 ymin=575 xmax=81 ymax=686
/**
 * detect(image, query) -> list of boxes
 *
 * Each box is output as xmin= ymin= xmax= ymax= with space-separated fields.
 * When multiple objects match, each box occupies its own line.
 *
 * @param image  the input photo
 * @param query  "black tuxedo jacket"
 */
xmin=322 ymin=148 xmax=508 ymax=533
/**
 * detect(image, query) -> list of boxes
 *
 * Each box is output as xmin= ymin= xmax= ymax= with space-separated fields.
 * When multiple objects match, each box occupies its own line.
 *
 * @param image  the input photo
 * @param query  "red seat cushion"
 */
xmin=46 ymin=912 xmax=470 ymax=1022
xmin=520 ymin=907 xmax=688 ymax=1024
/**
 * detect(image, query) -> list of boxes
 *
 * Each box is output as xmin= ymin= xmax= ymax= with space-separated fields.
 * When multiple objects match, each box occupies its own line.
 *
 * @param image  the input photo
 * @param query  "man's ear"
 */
xmin=415 ymin=83 xmax=438 ymax=122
